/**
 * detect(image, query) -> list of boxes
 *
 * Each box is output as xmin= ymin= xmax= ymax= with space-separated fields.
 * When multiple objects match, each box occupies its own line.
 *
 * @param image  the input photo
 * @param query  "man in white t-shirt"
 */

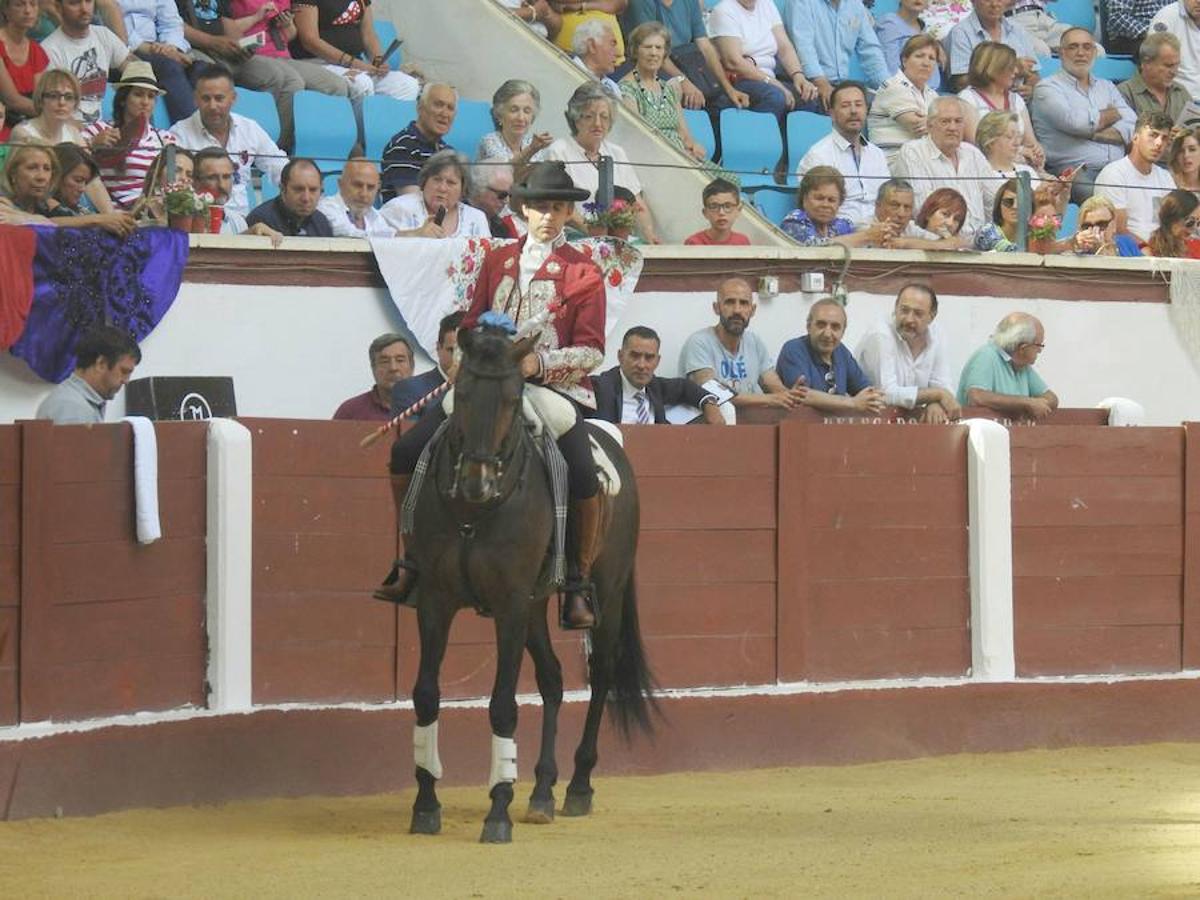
xmin=1149 ymin=0 xmax=1200 ymax=97
xmin=41 ymin=0 xmax=131 ymax=124
xmin=708 ymin=0 xmax=819 ymax=117
xmin=1095 ymin=110 xmax=1175 ymax=240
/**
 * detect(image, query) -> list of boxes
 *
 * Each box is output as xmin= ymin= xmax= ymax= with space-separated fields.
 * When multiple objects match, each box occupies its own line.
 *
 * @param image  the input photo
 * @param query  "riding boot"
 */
xmin=561 ymin=494 xmax=602 ymax=630
xmin=373 ymin=474 xmax=419 ymax=606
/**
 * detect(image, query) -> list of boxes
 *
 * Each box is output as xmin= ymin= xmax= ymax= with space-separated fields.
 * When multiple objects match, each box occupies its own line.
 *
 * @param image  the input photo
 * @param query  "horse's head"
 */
xmin=450 ymin=326 xmax=536 ymax=503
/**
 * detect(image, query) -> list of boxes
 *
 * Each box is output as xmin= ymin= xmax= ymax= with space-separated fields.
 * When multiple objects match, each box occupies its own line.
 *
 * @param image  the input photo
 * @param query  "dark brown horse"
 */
xmin=404 ymin=325 xmax=655 ymax=843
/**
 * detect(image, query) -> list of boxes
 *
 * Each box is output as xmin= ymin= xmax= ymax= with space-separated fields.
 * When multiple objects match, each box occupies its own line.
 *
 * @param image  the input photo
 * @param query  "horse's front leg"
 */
xmin=480 ymin=607 xmax=529 ymax=844
xmin=523 ymin=597 xmax=563 ymax=824
xmin=410 ymin=596 xmax=455 ymax=836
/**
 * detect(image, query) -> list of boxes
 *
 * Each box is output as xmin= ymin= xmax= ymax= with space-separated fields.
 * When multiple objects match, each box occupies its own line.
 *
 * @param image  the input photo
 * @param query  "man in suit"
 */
xmin=391 ymin=311 xmax=463 ymax=418
xmin=593 ymin=326 xmax=726 ymax=426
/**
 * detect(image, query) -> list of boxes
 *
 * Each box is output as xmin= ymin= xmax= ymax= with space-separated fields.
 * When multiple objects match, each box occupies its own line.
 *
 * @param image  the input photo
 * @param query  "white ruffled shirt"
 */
xmin=518 ymin=230 xmax=566 ymax=294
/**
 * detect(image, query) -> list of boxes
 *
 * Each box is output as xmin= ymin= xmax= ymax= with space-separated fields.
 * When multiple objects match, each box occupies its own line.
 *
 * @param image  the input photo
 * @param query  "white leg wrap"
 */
xmin=413 ymin=722 xmax=443 ymax=780
xmin=488 ymin=735 xmax=518 ymax=790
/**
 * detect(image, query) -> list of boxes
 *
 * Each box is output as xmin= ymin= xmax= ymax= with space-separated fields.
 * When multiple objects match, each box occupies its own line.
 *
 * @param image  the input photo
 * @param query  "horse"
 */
xmin=403 ymin=324 xmax=656 ymax=844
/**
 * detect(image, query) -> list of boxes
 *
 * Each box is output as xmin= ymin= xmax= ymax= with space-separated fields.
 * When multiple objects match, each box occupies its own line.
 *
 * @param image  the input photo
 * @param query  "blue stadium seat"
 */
xmin=364 ymin=95 xmax=417 ymax=160
xmin=374 ymin=17 xmax=401 ymax=63
xmin=1092 ymin=56 xmax=1136 ymax=83
xmin=718 ymin=108 xmax=784 ymax=183
xmin=101 ymin=83 xmax=114 ymax=120
xmin=786 ymin=110 xmax=832 ymax=173
xmin=871 ymin=0 xmax=901 ymax=16
xmin=749 ymin=187 xmax=795 ymax=226
xmin=683 ymin=109 xmax=716 ymax=160
xmin=257 ymin=172 xmax=279 ymax=204
xmin=1058 ymin=202 xmax=1079 ymax=239
xmin=1037 ymin=56 xmax=1062 ymax=78
xmin=293 ymin=91 xmax=358 ymax=164
xmin=152 ymin=98 xmax=171 ymax=131
xmin=1045 ymin=0 xmax=1095 ymax=31
xmin=233 ymin=88 xmax=281 ymax=143
xmin=323 ymin=171 xmax=342 ymax=196
xmin=446 ymin=99 xmax=495 ymax=158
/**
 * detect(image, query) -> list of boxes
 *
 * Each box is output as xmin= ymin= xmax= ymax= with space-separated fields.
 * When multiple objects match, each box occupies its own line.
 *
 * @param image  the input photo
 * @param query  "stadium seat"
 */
xmin=1045 ymin=0 xmax=1095 ymax=31
xmin=101 ymin=83 xmax=114 ymax=120
xmin=152 ymin=98 xmax=171 ymax=131
xmin=233 ymin=89 xmax=281 ymax=143
xmin=374 ymin=18 xmax=402 ymax=64
xmin=323 ymin=171 xmax=342 ymax=196
xmin=257 ymin=172 xmax=279 ymax=204
xmin=1037 ymin=56 xmax=1062 ymax=78
xmin=749 ymin=187 xmax=795 ymax=226
xmin=786 ymin=111 xmax=832 ymax=173
xmin=683 ymin=109 xmax=716 ymax=160
xmin=1092 ymin=56 xmax=1136 ymax=83
xmin=293 ymin=91 xmax=358 ymax=164
xmin=364 ymin=95 xmax=417 ymax=160
xmin=718 ymin=108 xmax=783 ymax=185
xmin=445 ymin=99 xmax=495 ymax=158
xmin=1058 ymin=202 xmax=1079 ymax=239
xmin=871 ymin=0 xmax=900 ymax=16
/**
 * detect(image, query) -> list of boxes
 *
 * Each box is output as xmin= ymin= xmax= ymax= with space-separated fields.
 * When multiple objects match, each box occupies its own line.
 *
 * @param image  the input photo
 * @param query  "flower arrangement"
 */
xmin=1027 ymin=213 xmax=1060 ymax=242
xmin=582 ymin=198 xmax=637 ymax=234
xmin=164 ymin=180 xmax=212 ymax=216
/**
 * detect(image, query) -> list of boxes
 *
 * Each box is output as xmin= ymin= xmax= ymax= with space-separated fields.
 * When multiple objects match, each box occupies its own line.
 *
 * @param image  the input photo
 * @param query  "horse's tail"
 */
xmin=606 ymin=569 xmax=659 ymax=741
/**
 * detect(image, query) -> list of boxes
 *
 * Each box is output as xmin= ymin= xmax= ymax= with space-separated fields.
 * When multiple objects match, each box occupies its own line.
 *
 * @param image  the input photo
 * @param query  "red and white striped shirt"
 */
xmin=81 ymin=120 xmax=178 ymax=210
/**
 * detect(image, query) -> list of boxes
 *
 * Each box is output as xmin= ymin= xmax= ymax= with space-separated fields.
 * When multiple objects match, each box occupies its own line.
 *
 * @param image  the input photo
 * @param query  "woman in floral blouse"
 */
xmin=781 ymin=166 xmax=855 ymax=246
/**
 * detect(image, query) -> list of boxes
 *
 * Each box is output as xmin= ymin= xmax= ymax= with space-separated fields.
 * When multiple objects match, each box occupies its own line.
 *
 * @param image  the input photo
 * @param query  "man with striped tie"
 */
xmin=592 ymin=326 xmax=726 ymax=425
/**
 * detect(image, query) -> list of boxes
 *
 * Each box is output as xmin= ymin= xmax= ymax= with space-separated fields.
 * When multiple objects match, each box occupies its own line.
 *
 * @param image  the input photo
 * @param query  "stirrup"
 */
xmin=558 ymin=581 xmax=597 ymax=631
xmin=372 ymin=558 xmax=418 ymax=607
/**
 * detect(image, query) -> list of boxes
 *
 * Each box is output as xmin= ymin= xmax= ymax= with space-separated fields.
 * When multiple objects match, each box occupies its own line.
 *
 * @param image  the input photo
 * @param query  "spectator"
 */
xmin=381 ymin=149 xmax=490 ymax=239
xmin=1149 ymin=0 xmax=1200 ymax=98
xmin=594 ymin=326 xmax=726 ymax=425
xmin=11 ymin=67 xmax=83 ymax=144
xmin=973 ymin=177 xmax=1022 ymax=251
xmin=684 ymin=177 xmax=751 ymax=245
xmin=570 ymin=16 xmax=621 ymax=98
xmin=797 ymin=80 xmax=889 ymax=225
xmin=858 ymin=177 xmax=965 ymax=249
xmin=914 ymin=186 xmax=969 ymax=238
xmin=291 ymin=0 xmax=418 ymax=102
xmin=391 ymin=311 xmax=462 ymax=418
xmin=619 ymin=22 xmax=711 ymax=163
xmin=1030 ymin=28 xmax=1136 ymax=202
xmin=82 ymin=62 xmax=179 ymax=209
xmin=621 ymin=0 xmax=749 ymax=111
xmin=1003 ymin=0 xmax=1090 ymax=59
xmin=780 ymin=165 xmax=856 ymax=245
xmin=2 ymin=140 xmax=56 ymax=215
xmin=40 ymin=0 xmax=130 ymax=125
xmin=332 ymin=332 xmax=414 ymax=421
xmin=1118 ymin=32 xmax=1189 ymax=122
xmin=178 ymin=0 xmax=350 ymax=155
xmin=855 ymin=283 xmax=959 ymax=422
xmin=784 ymin=0 xmax=889 ymax=104
xmin=1146 ymin=187 xmax=1200 ymax=256
xmin=943 ymin=0 xmax=1039 ymax=97
xmin=875 ymin=0 xmax=942 ymax=93
xmin=468 ymin=163 xmax=522 ymax=239
xmin=192 ymin=145 xmax=249 ymax=233
xmin=1069 ymin=193 xmax=1143 ymax=255
xmin=959 ymin=42 xmax=1044 ymax=169
xmin=476 ymin=79 xmax=552 ymax=182
xmin=975 ymin=109 xmax=1040 ymax=214
xmin=380 ymin=82 xmax=457 ymax=201
xmin=318 ymin=157 xmax=394 ymax=237
xmin=245 ymin=156 xmax=332 ymax=237
xmin=680 ymin=275 xmax=805 ymax=411
xmin=893 ymin=96 xmax=993 ymax=236
xmin=1095 ymin=110 xmax=1175 ymax=240
xmin=553 ymin=0 xmax=627 ymax=66
xmin=1170 ymin=127 xmax=1200 ymax=193
xmin=35 ymin=0 xmax=128 ymax=44
xmin=44 ymin=142 xmax=136 ymax=233
xmin=35 ymin=324 xmax=141 ymax=424
xmin=1106 ymin=0 xmax=1173 ymax=57
xmin=867 ymin=33 xmax=941 ymax=165
xmin=0 ymin=0 xmax=49 ymax=133
xmin=544 ymin=82 xmax=661 ymax=242
xmin=169 ymin=64 xmax=286 ymax=216
xmin=957 ymin=311 xmax=1058 ymax=420
xmin=776 ymin=297 xmax=885 ymax=413
xmin=122 ymin=0 xmax=198 ymax=123
xmin=497 ymin=0 xmax=561 ymax=40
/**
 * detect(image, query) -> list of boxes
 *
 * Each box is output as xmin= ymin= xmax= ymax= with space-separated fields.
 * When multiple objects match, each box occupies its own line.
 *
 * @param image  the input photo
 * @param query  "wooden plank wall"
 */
xmin=1011 ymin=427 xmax=1185 ymax=676
xmin=778 ymin=422 xmax=971 ymax=682
xmin=0 ymin=427 xmax=19 ymax=725
xmin=245 ymin=418 xmax=399 ymax=704
xmin=18 ymin=421 xmax=208 ymax=721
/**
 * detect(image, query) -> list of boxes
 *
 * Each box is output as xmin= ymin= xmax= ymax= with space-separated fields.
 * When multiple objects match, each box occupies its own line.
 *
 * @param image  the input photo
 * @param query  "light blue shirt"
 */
xmin=123 ymin=0 xmax=189 ymax=51
xmin=785 ymin=0 xmax=888 ymax=88
xmin=873 ymin=13 xmax=941 ymax=92
xmin=1030 ymin=70 xmax=1136 ymax=171
xmin=944 ymin=11 xmax=1037 ymax=76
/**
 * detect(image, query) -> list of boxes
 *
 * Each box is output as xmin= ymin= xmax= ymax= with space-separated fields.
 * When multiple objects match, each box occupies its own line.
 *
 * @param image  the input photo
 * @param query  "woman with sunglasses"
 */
xmin=1070 ymin=194 xmax=1142 ymax=257
xmin=1147 ymin=189 xmax=1200 ymax=258
xmin=974 ymin=178 xmax=1022 ymax=252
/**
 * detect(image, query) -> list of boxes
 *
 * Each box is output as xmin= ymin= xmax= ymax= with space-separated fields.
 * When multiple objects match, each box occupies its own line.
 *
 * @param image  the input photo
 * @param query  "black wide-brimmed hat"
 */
xmin=512 ymin=161 xmax=590 ymax=203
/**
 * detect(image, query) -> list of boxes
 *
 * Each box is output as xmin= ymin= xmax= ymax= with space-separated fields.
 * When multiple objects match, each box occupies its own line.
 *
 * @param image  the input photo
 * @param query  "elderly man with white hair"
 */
xmin=469 ymin=164 xmax=525 ymax=238
xmin=957 ymin=311 xmax=1059 ymax=420
xmin=571 ymin=17 xmax=622 ymax=97
xmin=891 ymin=95 xmax=994 ymax=236
xmin=380 ymin=82 xmax=459 ymax=201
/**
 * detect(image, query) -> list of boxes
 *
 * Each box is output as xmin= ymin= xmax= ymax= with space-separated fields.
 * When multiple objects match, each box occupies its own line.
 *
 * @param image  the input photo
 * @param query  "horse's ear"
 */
xmin=510 ymin=333 xmax=538 ymax=364
xmin=458 ymin=327 xmax=474 ymax=355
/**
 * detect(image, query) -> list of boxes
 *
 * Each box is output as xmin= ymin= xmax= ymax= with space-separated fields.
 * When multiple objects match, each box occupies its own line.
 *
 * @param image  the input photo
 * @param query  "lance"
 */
xmin=359 ymin=379 xmax=451 ymax=448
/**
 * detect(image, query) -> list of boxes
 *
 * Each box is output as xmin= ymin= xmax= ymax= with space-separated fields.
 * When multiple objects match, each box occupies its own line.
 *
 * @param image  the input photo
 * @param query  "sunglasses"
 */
xmin=1083 ymin=217 xmax=1112 ymax=229
xmin=490 ymin=188 xmax=510 ymax=201
xmin=1000 ymin=196 xmax=1017 ymax=208
xmin=823 ymin=370 xmax=837 ymax=393
xmin=1186 ymin=216 xmax=1200 ymax=229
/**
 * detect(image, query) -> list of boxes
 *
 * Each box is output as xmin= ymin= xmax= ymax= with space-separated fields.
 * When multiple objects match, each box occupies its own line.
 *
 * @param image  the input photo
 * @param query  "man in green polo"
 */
xmin=957 ymin=312 xmax=1059 ymax=420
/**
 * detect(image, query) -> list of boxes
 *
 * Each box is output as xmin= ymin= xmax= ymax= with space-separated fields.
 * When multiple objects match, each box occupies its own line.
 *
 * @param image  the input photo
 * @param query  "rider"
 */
xmin=375 ymin=161 xmax=607 ymax=629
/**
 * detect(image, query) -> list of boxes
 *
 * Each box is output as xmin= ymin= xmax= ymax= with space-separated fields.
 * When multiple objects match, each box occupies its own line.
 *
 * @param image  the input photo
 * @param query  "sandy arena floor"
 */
xmin=2 ymin=742 xmax=1199 ymax=898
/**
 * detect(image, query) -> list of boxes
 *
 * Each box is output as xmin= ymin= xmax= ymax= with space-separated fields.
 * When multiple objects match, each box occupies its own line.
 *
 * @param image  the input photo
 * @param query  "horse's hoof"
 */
xmin=410 ymin=807 xmax=442 ymax=835
xmin=479 ymin=818 xmax=513 ymax=843
xmin=560 ymin=791 xmax=593 ymax=817
xmin=524 ymin=798 xmax=555 ymax=824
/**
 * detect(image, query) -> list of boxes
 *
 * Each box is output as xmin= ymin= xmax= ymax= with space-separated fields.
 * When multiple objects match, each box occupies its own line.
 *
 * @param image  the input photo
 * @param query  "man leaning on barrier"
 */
xmin=776 ymin=297 xmax=886 ymax=416
xmin=957 ymin=311 xmax=1059 ymax=421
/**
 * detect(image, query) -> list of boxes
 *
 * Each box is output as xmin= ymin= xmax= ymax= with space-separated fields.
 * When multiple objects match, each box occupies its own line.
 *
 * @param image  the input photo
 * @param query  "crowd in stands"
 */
xmin=2 ymin=0 xmax=1200 ymax=257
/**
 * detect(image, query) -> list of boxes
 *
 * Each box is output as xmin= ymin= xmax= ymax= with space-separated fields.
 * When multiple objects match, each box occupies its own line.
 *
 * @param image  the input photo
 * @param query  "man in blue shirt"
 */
xmin=776 ymin=297 xmax=885 ymax=414
xmin=784 ymin=0 xmax=889 ymax=106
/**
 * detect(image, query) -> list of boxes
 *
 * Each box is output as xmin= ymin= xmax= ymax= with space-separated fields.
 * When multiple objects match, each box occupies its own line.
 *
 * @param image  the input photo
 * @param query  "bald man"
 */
xmin=957 ymin=312 xmax=1059 ymax=420
xmin=318 ymin=158 xmax=396 ymax=238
